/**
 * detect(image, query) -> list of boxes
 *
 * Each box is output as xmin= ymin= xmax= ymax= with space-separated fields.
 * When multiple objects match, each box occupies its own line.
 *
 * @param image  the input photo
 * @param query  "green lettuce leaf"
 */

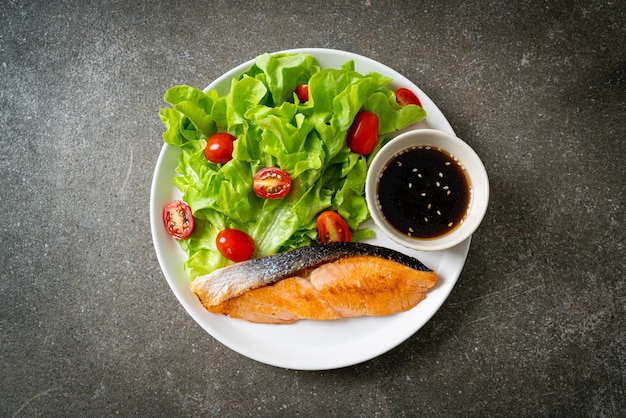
xmin=160 ymin=52 xmax=426 ymax=279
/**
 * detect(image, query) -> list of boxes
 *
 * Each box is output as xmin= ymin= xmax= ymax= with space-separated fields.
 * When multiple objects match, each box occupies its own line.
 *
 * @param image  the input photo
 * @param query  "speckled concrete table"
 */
xmin=1 ymin=1 xmax=624 ymax=416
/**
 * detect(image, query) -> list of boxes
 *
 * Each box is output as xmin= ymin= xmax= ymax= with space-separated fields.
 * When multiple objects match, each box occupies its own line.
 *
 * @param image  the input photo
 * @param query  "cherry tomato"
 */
xmin=295 ymin=84 xmax=309 ymax=102
xmin=253 ymin=167 xmax=292 ymax=199
xmin=204 ymin=133 xmax=236 ymax=164
xmin=317 ymin=211 xmax=352 ymax=243
xmin=162 ymin=200 xmax=194 ymax=239
xmin=395 ymin=88 xmax=422 ymax=107
xmin=216 ymin=228 xmax=255 ymax=262
xmin=346 ymin=111 xmax=379 ymax=156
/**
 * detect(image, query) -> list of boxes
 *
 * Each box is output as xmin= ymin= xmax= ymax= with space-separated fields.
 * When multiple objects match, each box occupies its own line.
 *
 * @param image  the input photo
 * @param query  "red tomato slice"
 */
xmin=216 ymin=228 xmax=255 ymax=262
xmin=295 ymin=84 xmax=309 ymax=102
xmin=346 ymin=111 xmax=379 ymax=156
xmin=162 ymin=200 xmax=194 ymax=239
xmin=316 ymin=211 xmax=352 ymax=243
xmin=395 ymin=88 xmax=422 ymax=107
xmin=253 ymin=167 xmax=292 ymax=199
xmin=204 ymin=133 xmax=236 ymax=164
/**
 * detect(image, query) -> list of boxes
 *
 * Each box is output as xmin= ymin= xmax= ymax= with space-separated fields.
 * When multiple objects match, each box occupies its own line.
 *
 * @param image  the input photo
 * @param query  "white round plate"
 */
xmin=150 ymin=48 xmax=470 ymax=370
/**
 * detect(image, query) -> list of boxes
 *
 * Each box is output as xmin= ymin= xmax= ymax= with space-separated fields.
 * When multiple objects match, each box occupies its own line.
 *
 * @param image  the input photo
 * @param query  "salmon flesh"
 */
xmin=190 ymin=242 xmax=438 ymax=323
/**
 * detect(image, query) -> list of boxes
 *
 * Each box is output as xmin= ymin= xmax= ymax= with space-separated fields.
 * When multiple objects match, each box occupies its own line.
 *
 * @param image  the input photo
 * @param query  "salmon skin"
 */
xmin=190 ymin=242 xmax=433 ymax=308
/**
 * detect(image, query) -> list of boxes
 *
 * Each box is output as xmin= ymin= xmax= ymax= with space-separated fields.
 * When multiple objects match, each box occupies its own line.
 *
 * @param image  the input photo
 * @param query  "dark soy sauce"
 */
xmin=377 ymin=146 xmax=471 ymax=239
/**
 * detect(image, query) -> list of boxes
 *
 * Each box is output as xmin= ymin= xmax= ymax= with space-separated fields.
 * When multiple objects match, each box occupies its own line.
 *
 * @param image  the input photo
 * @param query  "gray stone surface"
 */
xmin=1 ymin=0 xmax=624 ymax=416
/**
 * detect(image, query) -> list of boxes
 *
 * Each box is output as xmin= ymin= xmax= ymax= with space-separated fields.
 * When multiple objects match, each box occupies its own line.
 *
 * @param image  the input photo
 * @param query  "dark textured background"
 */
xmin=1 ymin=0 xmax=624 ymax=416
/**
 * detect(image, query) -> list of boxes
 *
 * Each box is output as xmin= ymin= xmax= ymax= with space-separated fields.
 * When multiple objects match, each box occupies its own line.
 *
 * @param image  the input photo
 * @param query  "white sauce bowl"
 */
xmin=366 ymin=129 xmax=490 ymax=251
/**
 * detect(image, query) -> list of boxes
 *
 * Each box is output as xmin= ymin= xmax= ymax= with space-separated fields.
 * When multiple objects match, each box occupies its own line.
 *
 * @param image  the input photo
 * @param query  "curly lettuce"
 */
xmin=159 ymin=52 xmax=426 ymax=279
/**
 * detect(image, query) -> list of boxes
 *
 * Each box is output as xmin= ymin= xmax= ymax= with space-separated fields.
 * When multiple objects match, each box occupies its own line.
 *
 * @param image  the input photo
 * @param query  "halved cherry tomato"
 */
xmin=317 ymin=211 xmax=351 ymax=243
xmin=346 ymin=111 xmax=379 ymax=156
xmin=216 ymin=228 xmax=255 ymax=262
xmin=253 ymin=167 xmax=292 ymax=199
xmin=204 ymin=133 xmax=236 ymax=164
xmin=295 ymin=84 xmax=309 ymax=102
xmin=162 ymin=200 xmax=194 ymax=239
xmin=395 ymin=88 xmax=422 ymax=107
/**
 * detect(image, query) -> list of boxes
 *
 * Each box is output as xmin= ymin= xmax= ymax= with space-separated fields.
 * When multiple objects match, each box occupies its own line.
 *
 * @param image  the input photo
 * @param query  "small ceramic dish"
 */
xmin=366 ymin=129 xmax=489 ymax=251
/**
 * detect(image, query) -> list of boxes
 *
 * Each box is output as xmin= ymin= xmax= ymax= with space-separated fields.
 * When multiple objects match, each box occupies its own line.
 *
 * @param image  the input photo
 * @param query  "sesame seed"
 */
xmin=418 ymin=174 xmax=422 ymax=178
xmin=427 ymin=203 xmax=431 ymax=209
xmin=445 ymin=161 xmax=451 ymax=166
xmin=436 ymin=181 xmax=440 ymax=187
xmin=437 ymin=210 xmax=441 ymax=215
xmin=424 ymin=217 xmax=428 ymax=222
xmin=421 ymin=193 xmax=426 ymax=196
xmin=448 ymin=222 xmax=453 ymax=227
xmin=409 ymin=227 xmax=414 ymax=233
xmin=408 ymin=182 xmax=412 ymax=188
xmin=447 ymin=190 xmax=451 ymax=195
xmin=439 ymin=172 xmax=443 ymax=178
xmin=443 ymin=186 xmax=449 ymax=190
xmin=412 ymin=168 xmax=418 ymax=172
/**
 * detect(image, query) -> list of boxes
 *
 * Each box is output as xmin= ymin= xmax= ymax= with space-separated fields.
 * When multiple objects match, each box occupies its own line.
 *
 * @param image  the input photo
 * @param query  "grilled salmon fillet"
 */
xmin=191 ymin=243 xmax=438 ymax=324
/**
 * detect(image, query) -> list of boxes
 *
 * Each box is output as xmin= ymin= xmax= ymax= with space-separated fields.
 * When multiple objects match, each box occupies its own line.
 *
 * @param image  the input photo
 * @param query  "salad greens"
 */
xmin=159 ymin=52 xmax=426 ymax=280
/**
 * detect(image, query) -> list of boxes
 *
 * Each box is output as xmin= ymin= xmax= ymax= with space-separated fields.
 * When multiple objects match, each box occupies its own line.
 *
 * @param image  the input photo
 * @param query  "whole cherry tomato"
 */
xmin=253 ymin=167 xmax=292 ymax=199
xmin=346 ymin=111 xmax=379 ymax=155
xmin=316 ymin=211 xmax=351 ymax=243
xmin=162 ymin=200 xmax=194 ymax=239
xmin=295 ymin=84 xmax=309 ymax=102
xmin=204 ymin=133 xmax=236 ymax=164
xmin=395 ymin=88 xmax=422 ymax=107
xmin=216 ymin=228 xmax=255 ymax=262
